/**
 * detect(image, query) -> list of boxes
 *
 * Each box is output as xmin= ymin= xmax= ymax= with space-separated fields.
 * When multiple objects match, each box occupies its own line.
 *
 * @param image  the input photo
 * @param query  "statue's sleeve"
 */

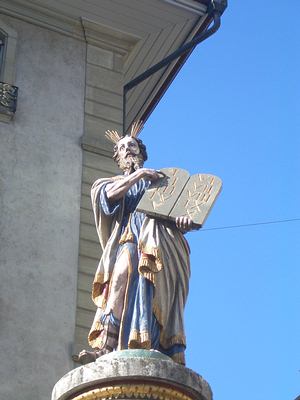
xmin=91 ymin=177 xmax=124 ymax=252
xmin=99 ymin=184 xmax=121 ymax=216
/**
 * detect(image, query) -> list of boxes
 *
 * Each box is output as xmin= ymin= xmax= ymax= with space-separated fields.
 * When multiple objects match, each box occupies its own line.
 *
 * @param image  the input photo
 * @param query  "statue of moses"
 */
xmin=76 ymin=122 xmax=194 ymax=365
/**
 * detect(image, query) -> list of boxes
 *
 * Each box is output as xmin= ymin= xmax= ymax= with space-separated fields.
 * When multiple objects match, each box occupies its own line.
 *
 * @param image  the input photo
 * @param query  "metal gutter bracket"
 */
xmin=207 ymin=0 xmax=227 ymax=15
xmin=123 ymin=0 xmax=227 ymax=133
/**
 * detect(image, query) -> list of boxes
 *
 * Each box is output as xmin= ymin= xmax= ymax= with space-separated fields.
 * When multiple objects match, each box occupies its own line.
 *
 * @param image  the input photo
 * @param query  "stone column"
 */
xmin=52 ymin=350 xmax=212 ymax=400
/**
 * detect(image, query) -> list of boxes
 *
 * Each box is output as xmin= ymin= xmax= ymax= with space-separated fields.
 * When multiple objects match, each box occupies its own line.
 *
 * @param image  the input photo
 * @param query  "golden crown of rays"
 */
xmin=105 ymin=120 xmax=144 ymax=144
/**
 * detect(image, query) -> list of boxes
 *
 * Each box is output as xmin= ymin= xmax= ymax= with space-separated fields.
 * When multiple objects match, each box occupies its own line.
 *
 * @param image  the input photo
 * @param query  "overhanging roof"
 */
xmin=0 ymin=0 xmax=224 ymax=131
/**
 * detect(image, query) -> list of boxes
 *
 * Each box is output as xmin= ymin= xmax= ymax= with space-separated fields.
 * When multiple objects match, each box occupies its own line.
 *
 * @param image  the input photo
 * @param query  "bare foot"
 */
xmin=72 ymin=317 xmax=119 ymax=365
xmin=72 ymin=349 xmax=109 ymax=365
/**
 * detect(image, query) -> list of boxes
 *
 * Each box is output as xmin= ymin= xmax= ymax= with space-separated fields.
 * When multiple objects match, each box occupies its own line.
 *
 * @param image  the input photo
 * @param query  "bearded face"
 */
xmin=115 ymin=136 xmax=144 ymax=173
xmin=118 ymin=153 xmax=144 ymax=172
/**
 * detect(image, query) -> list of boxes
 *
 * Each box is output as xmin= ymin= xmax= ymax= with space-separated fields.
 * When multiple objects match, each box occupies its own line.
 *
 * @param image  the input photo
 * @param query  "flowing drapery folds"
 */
xmin=88 ymin=176 xmax=190 ymax=364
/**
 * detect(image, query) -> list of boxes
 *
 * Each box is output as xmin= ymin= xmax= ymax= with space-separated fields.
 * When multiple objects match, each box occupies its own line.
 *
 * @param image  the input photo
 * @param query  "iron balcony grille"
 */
xmin=0 ymin=81 xmax=18 ymax=115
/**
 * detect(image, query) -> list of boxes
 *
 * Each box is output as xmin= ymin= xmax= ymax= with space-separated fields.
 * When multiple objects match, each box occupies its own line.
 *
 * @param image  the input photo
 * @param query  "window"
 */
xmin=0 ymin=20 xmax=18 ymax=122
xmin=0 ymin=30 xmax=7 ymax=80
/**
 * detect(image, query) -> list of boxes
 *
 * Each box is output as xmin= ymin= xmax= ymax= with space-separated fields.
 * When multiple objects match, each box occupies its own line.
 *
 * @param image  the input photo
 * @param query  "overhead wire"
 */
xmin=200 ymin=218 xmax=300 ymax=232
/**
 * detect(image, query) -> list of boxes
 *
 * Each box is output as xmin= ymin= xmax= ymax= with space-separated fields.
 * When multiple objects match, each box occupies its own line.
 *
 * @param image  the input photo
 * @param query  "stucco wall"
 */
xmin=0 ymin=16 xmax=85 ymax=399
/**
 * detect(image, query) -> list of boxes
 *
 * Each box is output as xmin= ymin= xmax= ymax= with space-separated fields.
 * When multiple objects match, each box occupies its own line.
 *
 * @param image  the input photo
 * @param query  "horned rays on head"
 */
xmin=105 ymin=120 xmax=144 ymax=144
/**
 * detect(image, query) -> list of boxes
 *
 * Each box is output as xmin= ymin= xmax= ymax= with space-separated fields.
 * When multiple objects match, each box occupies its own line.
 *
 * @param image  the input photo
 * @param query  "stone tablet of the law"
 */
xmin=137 ymin=167 xmax=222 ymax=228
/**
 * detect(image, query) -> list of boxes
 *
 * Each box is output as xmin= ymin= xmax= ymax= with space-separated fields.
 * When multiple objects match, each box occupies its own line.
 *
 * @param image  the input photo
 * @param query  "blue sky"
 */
xmin=141 ymin=1 xmax=300 ymax=399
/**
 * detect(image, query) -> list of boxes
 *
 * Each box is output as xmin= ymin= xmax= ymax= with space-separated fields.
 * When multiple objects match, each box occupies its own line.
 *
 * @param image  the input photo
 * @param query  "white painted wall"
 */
xmin=0 ymin=16 xmax=86 ymax=399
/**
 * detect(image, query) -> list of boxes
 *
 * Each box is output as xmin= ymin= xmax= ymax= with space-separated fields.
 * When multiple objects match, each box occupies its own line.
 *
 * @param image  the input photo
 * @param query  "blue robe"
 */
xmin=89 ymin=176 xmax=190 ymax=364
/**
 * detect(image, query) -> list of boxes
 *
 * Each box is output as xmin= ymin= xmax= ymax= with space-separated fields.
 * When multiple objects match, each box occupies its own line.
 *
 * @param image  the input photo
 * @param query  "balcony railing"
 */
xmin=0 ymin=81 xmax=18 ymax=116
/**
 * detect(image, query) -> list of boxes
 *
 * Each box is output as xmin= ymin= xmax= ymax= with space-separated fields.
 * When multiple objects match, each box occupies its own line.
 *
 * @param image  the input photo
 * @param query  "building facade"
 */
xmin=0 ymin=1 xmax=219 ymax=399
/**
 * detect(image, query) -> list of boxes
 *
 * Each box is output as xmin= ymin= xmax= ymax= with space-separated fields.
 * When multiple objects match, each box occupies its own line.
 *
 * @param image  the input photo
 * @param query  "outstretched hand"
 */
xmin=138 ymin=168 xmax=161 ymax=181
xmin=176 ymin=216 xmax=194 ymax=233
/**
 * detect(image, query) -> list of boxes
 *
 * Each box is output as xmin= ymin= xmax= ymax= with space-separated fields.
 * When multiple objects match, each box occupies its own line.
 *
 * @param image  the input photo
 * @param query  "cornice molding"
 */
xmin=0 ymin=1 xmax=142 ymax=51
xmin=81 ymin=18 xmax=140 ymax=55
xmin=0 ymin=0 xmax=84 ymax=41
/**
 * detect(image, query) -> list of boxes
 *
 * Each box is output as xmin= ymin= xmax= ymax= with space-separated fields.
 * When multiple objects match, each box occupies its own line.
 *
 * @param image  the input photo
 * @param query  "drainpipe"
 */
xmin=123 ymin=0 xmax=227 ymax=133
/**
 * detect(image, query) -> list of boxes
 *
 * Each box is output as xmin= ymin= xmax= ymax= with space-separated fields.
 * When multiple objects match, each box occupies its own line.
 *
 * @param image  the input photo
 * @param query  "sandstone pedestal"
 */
xmin=52 ymin=350 xmax=212 ymax=400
